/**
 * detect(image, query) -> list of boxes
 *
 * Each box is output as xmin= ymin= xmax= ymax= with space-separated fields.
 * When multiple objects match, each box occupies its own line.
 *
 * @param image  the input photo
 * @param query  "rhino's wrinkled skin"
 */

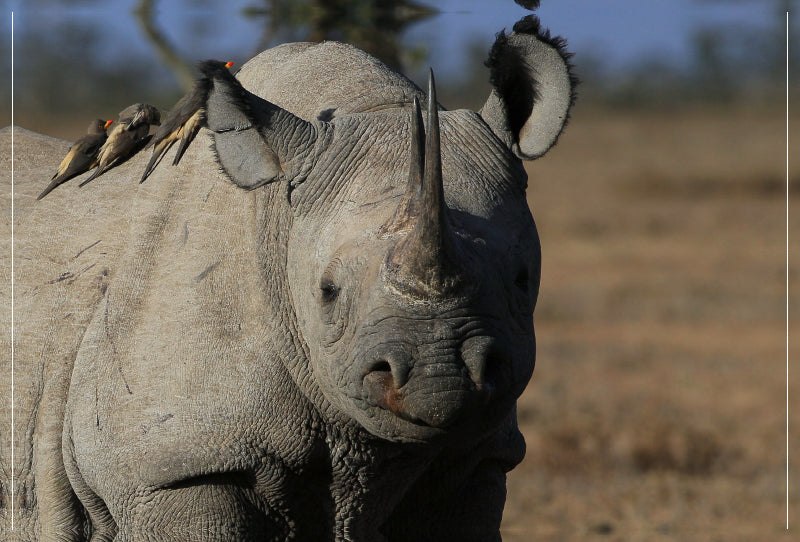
xmin=1 ymin=15 xmax=575 ymax=541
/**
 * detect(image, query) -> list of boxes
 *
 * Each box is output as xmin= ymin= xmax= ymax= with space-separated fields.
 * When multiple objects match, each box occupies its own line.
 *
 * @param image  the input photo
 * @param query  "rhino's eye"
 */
xmin=320 ymin=280 xmax=339 ymax=303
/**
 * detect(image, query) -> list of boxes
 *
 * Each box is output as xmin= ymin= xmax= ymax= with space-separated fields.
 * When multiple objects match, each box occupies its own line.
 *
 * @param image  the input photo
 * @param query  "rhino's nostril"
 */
xmin=460 ymin=336 xmax=507 ymax=404
xmin=362 ymin=348 xmax=412 ymax=390
xmin=363 ymin=367 xmax=403 ymax=413
xmin=366 ymin=360 xmax=392 ymax=376
xmin=482 ymin=353 xmax=500 ymax=395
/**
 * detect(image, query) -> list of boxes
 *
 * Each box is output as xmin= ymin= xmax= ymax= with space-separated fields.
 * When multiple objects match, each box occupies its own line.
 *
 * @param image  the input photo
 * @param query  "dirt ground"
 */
xmin=500 ymin=107 xmax=798 ymax=541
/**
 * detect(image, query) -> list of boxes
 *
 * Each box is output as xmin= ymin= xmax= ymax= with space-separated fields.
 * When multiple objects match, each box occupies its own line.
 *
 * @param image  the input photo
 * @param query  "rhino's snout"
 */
xmin=360 ymin=336 xmax=500 ymax=429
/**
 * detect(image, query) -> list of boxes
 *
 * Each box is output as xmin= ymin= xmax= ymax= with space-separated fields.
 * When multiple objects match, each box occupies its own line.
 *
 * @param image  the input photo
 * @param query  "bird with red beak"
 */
xmin=79 ymin=103 xmax=161 ymax=187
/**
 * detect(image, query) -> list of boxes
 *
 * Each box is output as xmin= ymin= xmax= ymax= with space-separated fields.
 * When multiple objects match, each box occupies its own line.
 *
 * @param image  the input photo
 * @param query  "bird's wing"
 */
xmin=52 ymin=145 xmax=79 ymax=179
xmin=172 ymin=108 xmax=206 ymax=166
xmin=38 ymin=143 xmax=97 ymax=199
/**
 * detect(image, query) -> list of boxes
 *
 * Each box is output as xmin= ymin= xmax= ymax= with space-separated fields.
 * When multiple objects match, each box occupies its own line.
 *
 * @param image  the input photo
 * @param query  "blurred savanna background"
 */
xmin=2 ymin=0 xmax=798 ymax=539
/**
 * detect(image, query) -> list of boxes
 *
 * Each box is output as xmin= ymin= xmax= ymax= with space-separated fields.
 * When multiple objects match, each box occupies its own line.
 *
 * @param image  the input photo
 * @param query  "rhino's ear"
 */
xmin=480 ymin=15 xmax=577 ymax=161
xmin=206 ymin=71 xmax=324 ymax=190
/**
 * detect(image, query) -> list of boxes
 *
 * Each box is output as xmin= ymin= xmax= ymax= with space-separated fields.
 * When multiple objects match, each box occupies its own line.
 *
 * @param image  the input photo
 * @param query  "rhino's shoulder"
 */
xmin=237 ymin=41 xmax=425 ymax=120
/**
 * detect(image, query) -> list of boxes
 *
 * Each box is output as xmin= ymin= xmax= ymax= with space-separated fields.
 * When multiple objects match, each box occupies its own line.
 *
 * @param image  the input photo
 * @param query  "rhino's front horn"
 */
xmin=383 ymin=70 xmax=464 ymax=299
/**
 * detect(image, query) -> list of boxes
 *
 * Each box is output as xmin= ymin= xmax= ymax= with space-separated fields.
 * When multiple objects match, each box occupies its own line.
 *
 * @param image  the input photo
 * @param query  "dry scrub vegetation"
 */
xmin=501 ymin=107 xmax=798 ymax=541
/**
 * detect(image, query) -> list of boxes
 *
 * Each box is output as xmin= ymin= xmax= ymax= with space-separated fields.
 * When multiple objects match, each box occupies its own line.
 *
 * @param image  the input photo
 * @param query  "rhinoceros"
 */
xmin=1 ymin=14 xmax=575 ymax=541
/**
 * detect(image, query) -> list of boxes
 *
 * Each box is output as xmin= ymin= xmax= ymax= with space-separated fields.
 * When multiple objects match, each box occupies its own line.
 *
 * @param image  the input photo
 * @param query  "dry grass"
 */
xmin=501 ymin=106 xmax=799 ymax=540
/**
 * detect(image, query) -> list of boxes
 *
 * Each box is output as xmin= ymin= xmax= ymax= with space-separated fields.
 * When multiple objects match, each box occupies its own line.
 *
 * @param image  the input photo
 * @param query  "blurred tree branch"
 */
xmin=134 ymin=0 xmax=195 ymax=90
xmin=242 ymin=0 xmax=437 ymax=72
xmin=132 ymin=0 xmax=436 ymax=90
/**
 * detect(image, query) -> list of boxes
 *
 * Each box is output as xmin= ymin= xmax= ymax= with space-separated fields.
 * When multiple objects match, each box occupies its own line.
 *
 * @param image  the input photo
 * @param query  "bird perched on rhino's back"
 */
xmin=37 ymin=118 xmax=113 ymax=200
xmin=140 ymin=60 xmax=234 ymax=184
xmin=79 ymin=103 xmax=161 ymax=187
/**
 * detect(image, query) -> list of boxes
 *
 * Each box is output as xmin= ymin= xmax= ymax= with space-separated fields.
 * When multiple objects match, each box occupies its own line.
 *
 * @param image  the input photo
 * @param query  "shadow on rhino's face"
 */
xmin=286 ymin=105 xmax=539 ymax=444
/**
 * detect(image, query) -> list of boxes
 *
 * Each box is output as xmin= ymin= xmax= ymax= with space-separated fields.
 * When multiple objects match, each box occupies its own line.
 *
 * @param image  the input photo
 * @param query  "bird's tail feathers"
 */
xmin=78 ymin=167 xmax=102 ymax=187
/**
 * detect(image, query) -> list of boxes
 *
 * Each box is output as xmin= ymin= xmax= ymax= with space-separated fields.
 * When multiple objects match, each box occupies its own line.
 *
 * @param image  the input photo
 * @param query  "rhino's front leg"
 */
xmin=111 ymin=480 xmax=286 ymax=542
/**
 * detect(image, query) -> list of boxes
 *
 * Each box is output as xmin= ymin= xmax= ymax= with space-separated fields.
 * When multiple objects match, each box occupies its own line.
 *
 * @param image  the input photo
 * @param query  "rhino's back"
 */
xmin=237 ymin=41 xmax=426 ymax=120
xmin=2 ymin=125 xmax=146 ymax=265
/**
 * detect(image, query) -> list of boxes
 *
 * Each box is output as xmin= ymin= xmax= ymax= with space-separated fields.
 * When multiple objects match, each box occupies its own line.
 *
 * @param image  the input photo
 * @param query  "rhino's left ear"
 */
xmin=206 ymin=70 xmax=325 ymax=190
xmin=480 ymin=15 xmax=578 ymax=161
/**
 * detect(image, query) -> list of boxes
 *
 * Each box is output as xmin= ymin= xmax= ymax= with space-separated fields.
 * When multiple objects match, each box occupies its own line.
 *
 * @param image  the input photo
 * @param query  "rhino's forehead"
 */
xmin=292 ymin=108 xmax=530 ymax=237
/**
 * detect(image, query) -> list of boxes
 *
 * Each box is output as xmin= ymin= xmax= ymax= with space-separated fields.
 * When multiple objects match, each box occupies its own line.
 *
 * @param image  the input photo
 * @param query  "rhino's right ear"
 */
xmin=206 ymin=71 xmax=325 ymax=190
xmin=480 ymin=15 xmax=578 ymax=161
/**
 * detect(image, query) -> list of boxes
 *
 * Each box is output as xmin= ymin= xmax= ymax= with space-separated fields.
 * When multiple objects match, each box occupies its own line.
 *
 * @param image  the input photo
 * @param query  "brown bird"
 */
xmin=80 ymin=103 xmax=161 ymax=187
xmin=37 ymin=118 xmax=113 ymax=200
xmin=140 ymin=60 xmax=234 ymax=184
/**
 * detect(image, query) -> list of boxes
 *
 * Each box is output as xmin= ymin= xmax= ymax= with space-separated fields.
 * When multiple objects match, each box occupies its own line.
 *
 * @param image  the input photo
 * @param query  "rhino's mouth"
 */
xmin=362 ymin=362 xmax=494 ymax=429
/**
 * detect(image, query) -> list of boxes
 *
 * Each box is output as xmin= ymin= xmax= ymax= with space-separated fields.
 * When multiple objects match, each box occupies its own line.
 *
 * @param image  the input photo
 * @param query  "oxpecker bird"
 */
xmin=140 ymin=60 xmax=234 ymax=183
xmin=80 ymin=103 xmax=161 ymax=187
xmin=38 ymin=118 xmax=113 ymax=200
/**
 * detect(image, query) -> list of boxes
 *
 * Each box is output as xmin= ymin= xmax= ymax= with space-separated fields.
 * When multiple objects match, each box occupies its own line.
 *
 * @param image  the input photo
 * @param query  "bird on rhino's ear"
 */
xmin=479 ymin=14 xmax=578 ymax=161
xmin=204 ymin=63 xmax=329 ymax=191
